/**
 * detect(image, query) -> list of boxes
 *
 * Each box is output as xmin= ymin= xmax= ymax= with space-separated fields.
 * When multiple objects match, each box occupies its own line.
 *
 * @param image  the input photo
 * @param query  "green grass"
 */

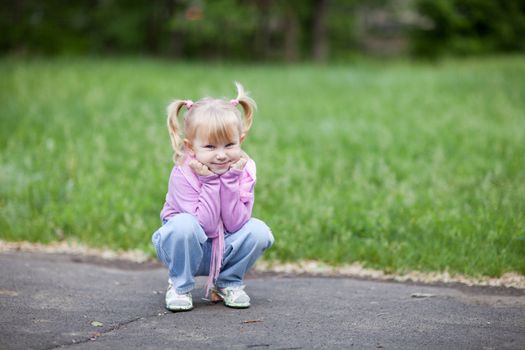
xmin=1 ymin=56 xmax=524 ymax=277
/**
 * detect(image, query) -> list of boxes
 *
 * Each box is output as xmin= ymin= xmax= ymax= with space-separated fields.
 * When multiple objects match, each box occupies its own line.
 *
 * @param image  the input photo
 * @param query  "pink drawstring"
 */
xmin=185 ymin=100 xmax=194 ymax=109
xmin=230 ymin=99 xmax=239 ymax=107
xmin=205 ymin=223 xmax=225 ymax=297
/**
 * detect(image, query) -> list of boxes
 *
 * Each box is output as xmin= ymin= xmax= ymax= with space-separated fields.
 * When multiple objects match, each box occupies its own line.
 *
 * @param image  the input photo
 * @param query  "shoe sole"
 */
xmin=166 ymin=304 xmax=193 ymax=312
xmin=224 ymin=302 xmax=250 ymax=309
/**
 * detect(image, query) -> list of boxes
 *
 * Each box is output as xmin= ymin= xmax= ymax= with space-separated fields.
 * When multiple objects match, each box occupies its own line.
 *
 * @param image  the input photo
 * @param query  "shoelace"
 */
xmin=167 ymin=284 xmax=190 ymax=298
xmin=224 ymin=286 xmax=246 ymax=298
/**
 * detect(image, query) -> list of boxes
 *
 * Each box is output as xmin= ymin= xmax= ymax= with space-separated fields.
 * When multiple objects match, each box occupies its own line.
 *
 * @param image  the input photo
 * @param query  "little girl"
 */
xmin=152 ymin=82 xmax=274 ymax=311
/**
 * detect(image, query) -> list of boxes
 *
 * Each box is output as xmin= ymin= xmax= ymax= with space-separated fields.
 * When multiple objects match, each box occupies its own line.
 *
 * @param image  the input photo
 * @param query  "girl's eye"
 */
xmin=226 ymin=143 xmax=235 ymax=148
xmin=204 ymin=145 xmax=215 ymax=149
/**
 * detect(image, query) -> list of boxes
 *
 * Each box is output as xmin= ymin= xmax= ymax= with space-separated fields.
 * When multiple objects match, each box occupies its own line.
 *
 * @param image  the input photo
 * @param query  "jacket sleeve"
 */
xmin=169 ymin=167 xmax=221 ymax=236
xmin=219 ymin=160 xmax=256 ymax=233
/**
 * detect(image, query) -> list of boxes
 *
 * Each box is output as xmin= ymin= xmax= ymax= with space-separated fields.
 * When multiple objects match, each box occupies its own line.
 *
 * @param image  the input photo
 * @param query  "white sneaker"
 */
xmin=211 ymin=285 xmax=250 ymax=308
xmin=165 ymin=283 xmax=193 ymax=312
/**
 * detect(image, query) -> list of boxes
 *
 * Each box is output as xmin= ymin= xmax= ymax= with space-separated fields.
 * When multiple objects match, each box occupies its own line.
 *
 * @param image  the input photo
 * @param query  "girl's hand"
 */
xmin=230 ymin=157 xmax=247 ymax=171
xmin=189 ymin=159 xmax=213 ymax=176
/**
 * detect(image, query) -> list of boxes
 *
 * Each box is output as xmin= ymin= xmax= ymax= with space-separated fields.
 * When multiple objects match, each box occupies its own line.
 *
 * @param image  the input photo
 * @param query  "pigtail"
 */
xmin=166 ymin=100 xmax=187 ymax=163
xmin=233 ymin=81 xmax=257 ymax=135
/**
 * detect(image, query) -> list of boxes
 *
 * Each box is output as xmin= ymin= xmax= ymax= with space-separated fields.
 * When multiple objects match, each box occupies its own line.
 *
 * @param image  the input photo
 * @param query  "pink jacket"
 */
xmin=160 ymin=157 xmax=256 ymax=237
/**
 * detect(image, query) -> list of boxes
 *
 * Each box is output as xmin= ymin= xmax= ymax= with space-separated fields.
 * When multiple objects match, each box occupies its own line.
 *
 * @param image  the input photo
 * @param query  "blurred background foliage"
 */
xmin=1 ymin=0 xmax=524 ymax=61
xmin=1 ymin=0 xmax=525 ymax=275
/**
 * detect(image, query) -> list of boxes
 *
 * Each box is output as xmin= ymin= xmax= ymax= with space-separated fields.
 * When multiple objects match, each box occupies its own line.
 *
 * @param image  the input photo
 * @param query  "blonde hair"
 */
xmin=166 ymin=82 xmax=257 ymax=164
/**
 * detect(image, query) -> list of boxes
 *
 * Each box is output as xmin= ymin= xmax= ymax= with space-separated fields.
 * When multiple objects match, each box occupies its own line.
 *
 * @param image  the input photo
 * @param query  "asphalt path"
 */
xmin=1 ymin=252 xmax=524 ymax=350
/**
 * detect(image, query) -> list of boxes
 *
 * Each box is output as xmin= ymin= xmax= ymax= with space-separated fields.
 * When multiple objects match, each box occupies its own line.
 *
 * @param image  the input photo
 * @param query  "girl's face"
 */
xmin=187 ymin=128 xmax=244 ymax=175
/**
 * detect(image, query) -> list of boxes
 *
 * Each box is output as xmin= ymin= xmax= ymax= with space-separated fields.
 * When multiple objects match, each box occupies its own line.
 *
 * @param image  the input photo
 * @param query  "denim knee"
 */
xmin=152 ymin=213 xmax=207 ymax=253
xmin=244 ymin=218 xmax=274 ymax=250
xmin=168 ymin=213 xmax=201 ymax=240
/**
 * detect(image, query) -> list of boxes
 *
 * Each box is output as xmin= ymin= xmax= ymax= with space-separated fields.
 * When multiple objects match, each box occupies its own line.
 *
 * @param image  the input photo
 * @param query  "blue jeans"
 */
xmin=152 ymin=213 xmax=274 ymax=294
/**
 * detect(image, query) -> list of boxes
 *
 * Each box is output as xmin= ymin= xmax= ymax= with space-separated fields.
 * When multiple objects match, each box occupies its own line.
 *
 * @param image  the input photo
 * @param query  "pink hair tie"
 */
xmin=185 ymin=100 xmax=194 ymax=109
xmin=230 ymin=99 xmax=239 ymax=107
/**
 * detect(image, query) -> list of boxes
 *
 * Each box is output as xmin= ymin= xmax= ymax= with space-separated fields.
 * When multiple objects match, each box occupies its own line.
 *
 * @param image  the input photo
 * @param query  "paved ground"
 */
xmin=0 ymin=252 xmax=524 ymax=350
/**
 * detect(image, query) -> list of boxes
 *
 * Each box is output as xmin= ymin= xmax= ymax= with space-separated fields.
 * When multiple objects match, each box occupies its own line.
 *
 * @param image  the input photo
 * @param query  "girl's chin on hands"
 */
xmin=189 ymin=158 xmax=247 ymax=176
